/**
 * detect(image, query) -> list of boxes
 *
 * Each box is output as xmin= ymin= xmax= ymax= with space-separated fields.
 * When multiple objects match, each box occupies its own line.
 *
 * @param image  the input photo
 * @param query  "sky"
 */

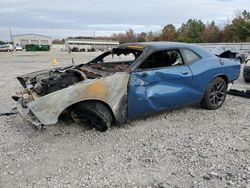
xmin=0 ymin=0 xmax=249 ymax=41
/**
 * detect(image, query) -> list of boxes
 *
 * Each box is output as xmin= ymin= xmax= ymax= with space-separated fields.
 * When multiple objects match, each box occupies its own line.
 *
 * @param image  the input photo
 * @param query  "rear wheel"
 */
xmin=71 ymin=101 xmax=113 ymax=132
xmin=201 ymin=77 xmax=227 ymax=110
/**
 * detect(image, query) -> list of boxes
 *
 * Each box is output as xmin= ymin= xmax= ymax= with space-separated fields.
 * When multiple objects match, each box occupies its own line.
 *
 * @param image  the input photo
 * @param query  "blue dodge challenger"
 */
xmin=13 ymin=42 xmax=241 ymax=131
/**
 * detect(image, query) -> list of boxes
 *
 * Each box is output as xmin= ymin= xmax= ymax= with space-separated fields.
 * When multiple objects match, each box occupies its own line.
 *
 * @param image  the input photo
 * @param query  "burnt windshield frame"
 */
xmin=87 ymin=48 xmax=143 ymax=65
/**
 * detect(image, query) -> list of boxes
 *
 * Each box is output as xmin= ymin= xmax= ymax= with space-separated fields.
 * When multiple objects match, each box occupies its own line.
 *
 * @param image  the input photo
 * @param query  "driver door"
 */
xmin=127 ymin=49 xmax=195 ymax=118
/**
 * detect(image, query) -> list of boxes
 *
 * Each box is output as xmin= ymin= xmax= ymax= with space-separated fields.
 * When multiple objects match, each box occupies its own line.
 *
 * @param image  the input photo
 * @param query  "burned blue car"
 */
xmin=13 ymin=42 xmax=241 ymax=132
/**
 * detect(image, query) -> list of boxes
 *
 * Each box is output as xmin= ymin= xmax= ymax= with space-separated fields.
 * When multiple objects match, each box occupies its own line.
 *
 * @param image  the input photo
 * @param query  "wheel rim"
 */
xmin=209 ymin=81 xmax=226 ymax=106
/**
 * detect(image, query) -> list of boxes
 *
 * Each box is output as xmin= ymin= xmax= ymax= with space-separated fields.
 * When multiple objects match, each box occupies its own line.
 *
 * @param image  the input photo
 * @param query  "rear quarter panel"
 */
xmin=188 ymin=57 xmax=240 ymax=101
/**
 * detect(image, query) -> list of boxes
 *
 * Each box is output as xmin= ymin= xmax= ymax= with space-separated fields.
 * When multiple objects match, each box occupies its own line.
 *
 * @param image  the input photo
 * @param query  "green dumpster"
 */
xmin=25 ymin=44 xmax=50 ymax=51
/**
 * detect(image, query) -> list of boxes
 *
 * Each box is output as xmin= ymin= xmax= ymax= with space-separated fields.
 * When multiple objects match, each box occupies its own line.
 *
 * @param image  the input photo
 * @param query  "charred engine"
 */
xmin=33 ymin=69 xmax=87 ymax=96
xmin=17 ymin=66 xmax=102 ymax=97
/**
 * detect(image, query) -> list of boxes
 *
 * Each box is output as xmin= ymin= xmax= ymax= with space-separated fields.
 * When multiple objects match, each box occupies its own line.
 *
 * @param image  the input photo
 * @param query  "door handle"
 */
xmin=181 ymin=71 xmax=189 ymax=75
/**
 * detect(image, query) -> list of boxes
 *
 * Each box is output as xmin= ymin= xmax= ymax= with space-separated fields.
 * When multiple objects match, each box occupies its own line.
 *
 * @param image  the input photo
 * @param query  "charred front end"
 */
xmin=12 ymin=65 xmax=106 ymax=128
xmin=16 ymin=66 xmax=102 ymax=98
xmin=12 ymin=45 xmax=143 ymax=130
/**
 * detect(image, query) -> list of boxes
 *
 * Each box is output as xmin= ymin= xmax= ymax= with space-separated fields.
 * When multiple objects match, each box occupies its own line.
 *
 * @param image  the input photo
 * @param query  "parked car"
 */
xmin=71 ymin=47 xmax=79 ymax=52
xmin=243 ymin=56 xmax=250 ymax=82
xmin=15 ymin=46 xmax=23 ymax=51
xmin=241 ymin=49 xmax=250 ymax=61
xmin=0 ymin=44 xmax=14 ymax=52
xmin=204 ymin=46 xmax=246 ymax=63
xmin=13 ymin=42 xmax=241 ymax=131
xmin=87 ymin=48 xmax=95 ymax=52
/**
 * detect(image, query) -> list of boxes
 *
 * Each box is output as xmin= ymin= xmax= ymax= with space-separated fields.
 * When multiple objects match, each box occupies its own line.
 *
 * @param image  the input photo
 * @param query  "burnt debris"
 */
xmin=17 ymin=67 xmax=103 ymax=97
xmin=228 ymin=89 xmax=250 ymax=98
xmin=33 ymin=69 xmax=85 ymax=96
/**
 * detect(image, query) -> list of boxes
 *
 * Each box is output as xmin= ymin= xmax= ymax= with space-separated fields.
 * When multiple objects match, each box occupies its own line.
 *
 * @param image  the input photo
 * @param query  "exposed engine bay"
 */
xmin=17 ymin=63 xmax=130 ymax=97
xmin=32 ymin=69 xmax=87 ymax=96
xmin=16 ymin=47 xmax=142 ymax=98
xmin=17 ymin=66 xmax=102 ymax=97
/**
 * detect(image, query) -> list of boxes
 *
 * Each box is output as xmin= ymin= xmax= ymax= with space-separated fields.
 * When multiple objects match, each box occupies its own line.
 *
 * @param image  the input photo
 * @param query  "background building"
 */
xmin=197 ymin=42 xmax=250 ymax=52
xmin=13 ymin=33 xmax=52 ymax=47
xmin=65 ymin=38 xmax=119 ymax=51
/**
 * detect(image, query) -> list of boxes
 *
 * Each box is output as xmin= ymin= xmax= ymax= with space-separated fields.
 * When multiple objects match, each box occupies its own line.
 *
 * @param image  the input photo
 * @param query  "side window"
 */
xmin=182 ymin=49 xmax=201 ymax=64
xmin=138 ymin=49 xmax=184 ymax=70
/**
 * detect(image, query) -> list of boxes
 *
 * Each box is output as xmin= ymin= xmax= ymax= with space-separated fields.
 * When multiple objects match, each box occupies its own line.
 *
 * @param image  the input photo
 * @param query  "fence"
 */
xmin=196 ymin=42 xmax=250 ymax=53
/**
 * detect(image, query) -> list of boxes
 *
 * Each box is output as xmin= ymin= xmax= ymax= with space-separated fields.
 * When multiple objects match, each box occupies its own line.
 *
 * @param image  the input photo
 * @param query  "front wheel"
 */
xmin=201 ymin=77 xmax=227 ymax=110
xmin=71 ymin=101 xmax=113 ymax=132
xmin=244 ymin=78 xmax=250 ymax=83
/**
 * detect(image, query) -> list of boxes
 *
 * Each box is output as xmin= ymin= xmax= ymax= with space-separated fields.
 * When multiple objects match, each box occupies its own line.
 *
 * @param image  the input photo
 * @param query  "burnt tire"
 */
xmin=201 ymin=77 xmax=227 ymax=110
xmin=244 ymin=78 xmax=250 ymax=83
xmin=71 ymin=101 xmax=113 ymax=132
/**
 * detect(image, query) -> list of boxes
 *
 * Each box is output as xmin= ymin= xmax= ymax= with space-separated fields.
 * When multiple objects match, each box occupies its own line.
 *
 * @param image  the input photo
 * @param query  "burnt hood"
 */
xmin=17 ymin=65 xmax=103 ymax=97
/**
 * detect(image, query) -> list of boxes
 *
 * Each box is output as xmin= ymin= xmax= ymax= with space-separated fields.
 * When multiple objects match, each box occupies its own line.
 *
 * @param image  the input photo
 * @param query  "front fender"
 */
xmin=26 ymin=72 xmax=130 ymax=125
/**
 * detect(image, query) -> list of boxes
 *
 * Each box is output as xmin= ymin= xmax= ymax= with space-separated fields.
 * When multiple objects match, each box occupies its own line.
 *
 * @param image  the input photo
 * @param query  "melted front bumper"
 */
xmin=16 ymin=102 xmax=44 ymax=130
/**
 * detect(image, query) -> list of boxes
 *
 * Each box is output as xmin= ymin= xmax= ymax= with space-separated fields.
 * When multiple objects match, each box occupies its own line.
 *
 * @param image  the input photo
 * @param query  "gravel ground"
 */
xmin=0 ymin=51 xmax=249 ymax=188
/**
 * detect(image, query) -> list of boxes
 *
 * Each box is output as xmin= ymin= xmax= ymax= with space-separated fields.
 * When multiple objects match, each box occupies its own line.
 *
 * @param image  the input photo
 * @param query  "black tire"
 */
xmin=244 ymin=78 xmax=250 ymax=83
xmin=71 ymin=101 xmax=113 ymax=132
xmin=201 ymin=77 xmax=227 ymax=110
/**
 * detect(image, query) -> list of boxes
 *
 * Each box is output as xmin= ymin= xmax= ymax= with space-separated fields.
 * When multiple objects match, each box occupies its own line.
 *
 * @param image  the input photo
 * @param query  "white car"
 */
xmin=15 ymin=46 xmax=23 ymax=51
xmin=0 ymin=44 xmax=14 ymax=52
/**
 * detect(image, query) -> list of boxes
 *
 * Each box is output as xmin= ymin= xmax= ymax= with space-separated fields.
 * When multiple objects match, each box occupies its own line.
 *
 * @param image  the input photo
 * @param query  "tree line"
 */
xmin=108 ymin=10 xmax=250 ymax=43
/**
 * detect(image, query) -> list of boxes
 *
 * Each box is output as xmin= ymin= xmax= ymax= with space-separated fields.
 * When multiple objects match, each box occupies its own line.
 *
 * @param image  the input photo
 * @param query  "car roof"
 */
xmin=118 ymin=42 xmax=191 ymax=49
xmin=118 ymin=42 xmax=215 ymax=58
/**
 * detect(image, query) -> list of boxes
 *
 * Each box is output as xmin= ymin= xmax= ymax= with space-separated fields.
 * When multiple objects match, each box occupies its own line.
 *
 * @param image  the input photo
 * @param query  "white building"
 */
xmin=13 ymin=33 xmax=52 ymax=47
xmin=65 ymin=38 xmax=119 ymax=51
xmin=51 ymin=44 xmax=65 ymax=51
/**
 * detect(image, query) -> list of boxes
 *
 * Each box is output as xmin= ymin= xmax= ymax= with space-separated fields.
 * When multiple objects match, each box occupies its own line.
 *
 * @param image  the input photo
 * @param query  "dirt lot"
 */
xmin=0 ymin=51 xmax=249 ymax=188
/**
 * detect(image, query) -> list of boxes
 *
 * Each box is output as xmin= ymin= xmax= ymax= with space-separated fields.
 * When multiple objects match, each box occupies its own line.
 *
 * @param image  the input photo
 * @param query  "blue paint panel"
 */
xmin=188 ymin=58 xmax=241 ymax=97
xmin=126 ymin=43 xmax=241 ymax=119
xmin=127 ymin=58 xmax=240 ymax=119
xmin=128 ymin=66 xmax=197 ymax=118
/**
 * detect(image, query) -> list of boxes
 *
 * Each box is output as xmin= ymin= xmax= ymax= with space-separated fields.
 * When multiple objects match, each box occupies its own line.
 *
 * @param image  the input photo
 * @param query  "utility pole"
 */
xmin=9 ymin=27 xmax=13 ymax=43
xmin=93 ymin=32 xmax=96 ymax=50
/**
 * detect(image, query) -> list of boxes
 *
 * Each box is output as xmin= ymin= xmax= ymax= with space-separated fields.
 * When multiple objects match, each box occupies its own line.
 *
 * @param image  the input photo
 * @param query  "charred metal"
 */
xmin=17 ymin=66 xmax=103 ymax=97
